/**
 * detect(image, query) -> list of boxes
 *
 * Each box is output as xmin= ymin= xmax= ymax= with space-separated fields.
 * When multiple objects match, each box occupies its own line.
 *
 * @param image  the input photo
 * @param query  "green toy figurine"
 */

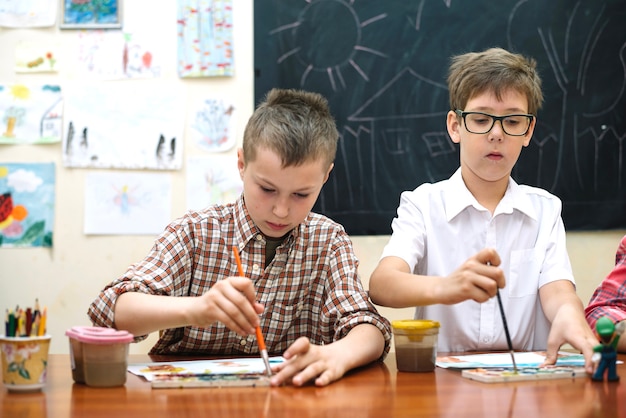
xmin=591 ymin=316 xmax=625 ymax=382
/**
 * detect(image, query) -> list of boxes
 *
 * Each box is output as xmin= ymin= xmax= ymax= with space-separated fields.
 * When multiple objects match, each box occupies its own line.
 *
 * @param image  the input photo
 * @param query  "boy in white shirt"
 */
xmin=369 ymin=47 xmax=597 ymax=372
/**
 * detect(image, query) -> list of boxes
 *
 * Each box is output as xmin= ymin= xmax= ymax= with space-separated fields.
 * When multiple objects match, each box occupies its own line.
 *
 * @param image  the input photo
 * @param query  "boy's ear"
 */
xmin=446 ymin=110 xmax=461 ymax=144
xmin=237 ymin=148 xmax=245 ymax=179
xmin=323 ymin=162 xmax=334 ymax=183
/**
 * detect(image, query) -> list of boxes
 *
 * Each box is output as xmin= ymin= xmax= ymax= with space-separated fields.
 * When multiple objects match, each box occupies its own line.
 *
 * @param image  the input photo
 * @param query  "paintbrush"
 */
xmin=496 ymin=288 xmax=518 ymax=373
xmin=232 ymin=246 xmax=273 ymax=377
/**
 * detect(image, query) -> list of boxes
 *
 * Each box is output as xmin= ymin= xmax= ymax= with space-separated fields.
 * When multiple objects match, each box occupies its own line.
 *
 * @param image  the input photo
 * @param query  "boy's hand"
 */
xmin=541 ymin=303 xmax=598 ymax=373
xmin=435 ymin=248 xmax=505 ymax=304
xmin=191 ymin=277 xmax=264 ymax=336
xmin=269 ymin=336 xmax=348 ymax=387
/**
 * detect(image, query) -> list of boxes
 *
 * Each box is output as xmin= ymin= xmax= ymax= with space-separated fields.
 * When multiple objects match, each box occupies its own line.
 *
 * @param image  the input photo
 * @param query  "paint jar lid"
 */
xmin=65 ymin=326 xmax=133 ymax=344
xmin=391 ymin=319 xmax=440 ymax=331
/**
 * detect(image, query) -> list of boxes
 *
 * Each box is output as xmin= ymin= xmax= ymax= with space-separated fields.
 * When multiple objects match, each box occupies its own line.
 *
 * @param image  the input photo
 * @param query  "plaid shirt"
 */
xmin=586 ymin=235 xmax=626 ymax=328
xmin=88 ymin=195 xmax=391 ymax=357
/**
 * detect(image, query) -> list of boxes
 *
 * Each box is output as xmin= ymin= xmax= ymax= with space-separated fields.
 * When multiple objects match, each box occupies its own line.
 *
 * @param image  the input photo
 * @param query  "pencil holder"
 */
xmin=0 ymin=335 xmax=51 ymax=392
xmin=392 ymin=320 xmax=440 ymax=372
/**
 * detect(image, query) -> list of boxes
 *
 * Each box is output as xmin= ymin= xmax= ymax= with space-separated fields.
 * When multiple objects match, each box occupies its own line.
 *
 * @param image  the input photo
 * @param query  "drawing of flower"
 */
xmin=46 ymin=52 xmax=56 ymax=69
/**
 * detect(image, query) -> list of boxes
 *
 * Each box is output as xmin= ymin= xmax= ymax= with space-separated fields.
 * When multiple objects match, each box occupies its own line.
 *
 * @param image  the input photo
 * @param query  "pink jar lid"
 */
xmin=65 ymin=326 xmax=133 ymax=344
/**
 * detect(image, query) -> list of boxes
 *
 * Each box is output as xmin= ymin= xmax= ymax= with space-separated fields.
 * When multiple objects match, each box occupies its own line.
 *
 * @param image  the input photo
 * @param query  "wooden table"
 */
xmin=2 ymin=353 xmax=625 ymax=417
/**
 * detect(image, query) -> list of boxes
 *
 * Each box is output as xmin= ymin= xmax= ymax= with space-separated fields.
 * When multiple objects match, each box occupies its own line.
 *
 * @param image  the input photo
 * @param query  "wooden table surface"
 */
xmin=2 ymin=353 xmax=625 ymax=417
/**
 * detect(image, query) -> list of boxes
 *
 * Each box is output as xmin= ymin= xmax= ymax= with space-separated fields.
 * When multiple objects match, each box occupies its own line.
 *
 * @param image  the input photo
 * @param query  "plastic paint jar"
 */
xmin=65 ymin=326 xmax=134 ymax=387
xmin=391 ymin=320 xmax=440 ymax=372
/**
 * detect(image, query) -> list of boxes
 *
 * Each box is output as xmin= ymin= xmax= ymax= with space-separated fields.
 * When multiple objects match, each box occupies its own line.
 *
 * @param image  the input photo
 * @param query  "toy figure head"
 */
xmin=596 ymin=316 xmax=616 ymax=343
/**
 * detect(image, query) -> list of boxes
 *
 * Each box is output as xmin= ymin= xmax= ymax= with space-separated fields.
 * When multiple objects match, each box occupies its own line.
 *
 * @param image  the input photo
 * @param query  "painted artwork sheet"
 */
xmin=128 ymin=357 xmax=284 ymax=380
xmin=73 ymin=30 xmax=161 ymax=80
xmin=177 ymin=0 xmax=234 ymax=77
xmin=186 ymin=155 xmax=242 ymax=210
xmin=0 ymin=163 xmax=55 ymax=248
xmin=84 ymin=171 xmax=172 ymax=235
xmin=191 ymin=97 xmax=236 ymax=151
xmin=63 ymin=82 xmax=184 ymax=170
xmin=0 ymin=84 xmax=63 ymax=144
xmin=15 ymin=41 xmax=59 ymax=73
xmin=436 ymin=351 xmax=587 ymax=369
xmin=61 ymin=0 xmax=121 ymax=29
xmin=0 ymin=0 xmax=57 ymax=28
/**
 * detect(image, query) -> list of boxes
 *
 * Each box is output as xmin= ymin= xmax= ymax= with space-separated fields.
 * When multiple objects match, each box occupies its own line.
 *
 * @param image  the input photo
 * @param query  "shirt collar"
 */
xmin=233 ymin=194 xmax=300 ymax=249
xmin=444 ymin=168 xmax=538 ymax=222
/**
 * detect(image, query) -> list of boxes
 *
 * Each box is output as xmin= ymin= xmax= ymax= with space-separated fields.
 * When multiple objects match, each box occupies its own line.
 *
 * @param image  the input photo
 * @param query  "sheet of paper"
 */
xmin=128 ymin=356 xmax=284 ymax=381
xmin=436 ymin=351 xmax=586 ymax=369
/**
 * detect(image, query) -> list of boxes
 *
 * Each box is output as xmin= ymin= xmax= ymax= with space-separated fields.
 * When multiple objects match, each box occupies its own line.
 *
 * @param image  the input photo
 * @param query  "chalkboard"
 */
xmin=254 ymin=0 xmax=626 ymax=235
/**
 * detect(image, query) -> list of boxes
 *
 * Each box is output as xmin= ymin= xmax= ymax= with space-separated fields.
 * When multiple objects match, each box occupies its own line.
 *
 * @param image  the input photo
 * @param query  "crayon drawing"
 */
xmin=191 ymin=98 xmax=236 ymax=152
xmin=0 ymin=163 xmax=55 ymax=248
xmin=186 ymin=155 xmax=242 ymax=210
xmin=177 ymin=0 xmax=234 ymax=77
xmin=74 ymin=30 xmax=161 ymax=80
xmin=15 ymin=41 xmax=59 ymax=73
xmin=0 ymin=0 xmax=57 ymax=28
xmin=0 ymin=84 xmax=63 ymax=144
xmin=63 ymin=82 xmax=184 ymax=170
xmin=84 ymin=171 xmax=172 ymax=235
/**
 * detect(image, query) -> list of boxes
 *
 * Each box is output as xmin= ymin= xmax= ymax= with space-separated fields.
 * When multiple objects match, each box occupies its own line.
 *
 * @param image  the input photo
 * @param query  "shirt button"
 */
xmin=240 ymin=339 xmax=247 ymax=346
xmin=482 ymin=337 xmax=490 ymax=343
xmin=253 ymin=264 xmax=261 ymax=273
xmin=256 ymin=235 xmax=263 ymax=241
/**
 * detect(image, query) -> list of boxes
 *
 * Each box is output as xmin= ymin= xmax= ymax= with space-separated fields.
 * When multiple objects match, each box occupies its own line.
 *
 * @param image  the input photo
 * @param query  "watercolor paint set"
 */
xmin=462 ymin=366 xmax=588 ymax=383
xmin=150 ymin=373 xmax=270 ymax=389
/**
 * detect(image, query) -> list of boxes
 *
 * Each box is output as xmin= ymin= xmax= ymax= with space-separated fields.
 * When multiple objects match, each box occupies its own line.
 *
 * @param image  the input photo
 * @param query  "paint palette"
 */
xmin=151 ymin=373 xmax=270 ymax=389
xmin=462 ymin=366 xmax=588 ymax=383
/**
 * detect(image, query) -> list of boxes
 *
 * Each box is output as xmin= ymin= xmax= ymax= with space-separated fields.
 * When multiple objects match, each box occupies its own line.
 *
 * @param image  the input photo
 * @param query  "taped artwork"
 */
xmin=462 ymin=366 xmax=588 ymax=383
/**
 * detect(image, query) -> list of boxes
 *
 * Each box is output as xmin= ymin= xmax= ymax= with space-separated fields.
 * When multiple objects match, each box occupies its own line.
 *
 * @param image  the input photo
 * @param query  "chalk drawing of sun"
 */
xmin=270 ymin=0 xmax=387 ymax=91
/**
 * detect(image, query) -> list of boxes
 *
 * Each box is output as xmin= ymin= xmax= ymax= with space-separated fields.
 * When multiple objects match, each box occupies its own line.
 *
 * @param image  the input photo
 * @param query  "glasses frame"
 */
xmin=454 ymin=110 xmax=534 ymax=137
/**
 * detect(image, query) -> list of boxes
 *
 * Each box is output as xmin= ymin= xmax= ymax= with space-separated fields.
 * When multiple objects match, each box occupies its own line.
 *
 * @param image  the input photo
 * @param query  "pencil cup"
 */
xmin=391 ymin=320 xmax=440 ymax=372
xmin=0 ymin=335 xmax=51 ymax=392
xmin=65 ymin=326 xmax=133 ymax=387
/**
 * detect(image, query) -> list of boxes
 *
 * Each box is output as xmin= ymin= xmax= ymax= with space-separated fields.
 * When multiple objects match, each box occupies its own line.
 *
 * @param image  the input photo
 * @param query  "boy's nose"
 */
xmin=489 ymin=120 xmax=505 ymax=142
xmin=273 ymin=198 xmax=289 ymax=218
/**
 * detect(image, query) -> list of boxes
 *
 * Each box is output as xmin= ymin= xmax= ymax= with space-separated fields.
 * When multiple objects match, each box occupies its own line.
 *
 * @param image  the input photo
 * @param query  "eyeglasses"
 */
xmin=455 ymin=110 xmax=534 ymax=136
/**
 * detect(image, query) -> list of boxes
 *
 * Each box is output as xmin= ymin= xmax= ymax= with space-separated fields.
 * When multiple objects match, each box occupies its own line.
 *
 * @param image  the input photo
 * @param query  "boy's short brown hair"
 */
xmin=447 ymin=47 xmax=543 ymax=115
xmin=243 ymin=88 xmax=338 ymax=169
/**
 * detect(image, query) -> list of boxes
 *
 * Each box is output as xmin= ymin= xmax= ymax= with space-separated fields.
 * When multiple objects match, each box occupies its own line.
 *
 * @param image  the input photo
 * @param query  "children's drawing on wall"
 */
xmin=63 ymin=82 xmax=184 ymax=170
xmin=177 ymin=0 xmax=234 ymax=77
xmin=15 ymin=41 xmax=59 ymax=73
xmin=73 ymin=30 xmax=160 ymax=80
xmin=191 ymin=98 xmax=235 ymax=152
xmin=0 ymin=84 xmax=63 ymax=144
xmin=60 ymin=0 xmax=121 ymax=29
xmin=0 ymin=163 xmax=55 ymax=248
xmin=186 ymin=155 xmax=242 ymax=210
xmin=0 ymin=0 xmax=57 ymax=28
xmin=84 ymin=171 xmax=172 ymax=235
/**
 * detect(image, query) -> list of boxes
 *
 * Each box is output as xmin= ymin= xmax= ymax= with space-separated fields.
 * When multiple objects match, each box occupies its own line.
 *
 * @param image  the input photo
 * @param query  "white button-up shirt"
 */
xmin=381 ymin=169 xmax=574 ymax=352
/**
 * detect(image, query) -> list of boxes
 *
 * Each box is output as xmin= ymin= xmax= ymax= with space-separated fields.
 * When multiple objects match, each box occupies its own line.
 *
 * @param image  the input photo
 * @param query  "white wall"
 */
xmin=1 ymin=2 xmax=624 ymax=354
